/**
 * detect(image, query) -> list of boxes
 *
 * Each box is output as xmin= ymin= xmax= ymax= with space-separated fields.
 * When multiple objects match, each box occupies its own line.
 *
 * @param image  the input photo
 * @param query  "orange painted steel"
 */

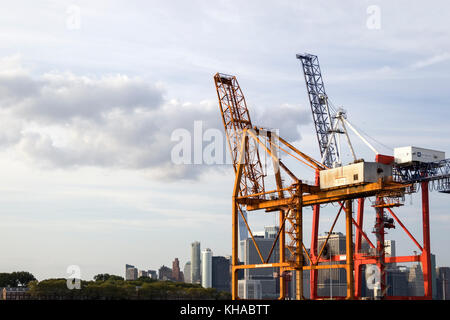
xmin=214 ymin=73 xmax=265 ymax=197
xmin=315 ymin=203 xmax=344 ymax=264
xmin=386 ymin=207 xmax=423 ymax=251
xmin=214 ymin=73 xmax=414 ymax=300
xmin=227 ymin=130 xmax=407 ymax=300
xmin=421 ymin=181 xmax=432 ymax=298
xmin=345 ymin=200 xmax=355 ymax=299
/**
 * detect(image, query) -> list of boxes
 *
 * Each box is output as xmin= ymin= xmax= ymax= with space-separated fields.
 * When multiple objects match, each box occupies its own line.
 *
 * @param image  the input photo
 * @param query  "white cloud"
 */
xmin=0 ymin=56 xmax=309 ymax=179
xmin=410 ymin=52 xmax=450 ymax=69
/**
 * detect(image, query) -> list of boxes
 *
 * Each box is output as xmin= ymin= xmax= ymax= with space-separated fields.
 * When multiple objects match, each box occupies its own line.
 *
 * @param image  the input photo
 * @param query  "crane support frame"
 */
xmin=214 ymin=71 xmax=440 ymax=300
xmin=229 ymin=129 xmax=407 ymax=300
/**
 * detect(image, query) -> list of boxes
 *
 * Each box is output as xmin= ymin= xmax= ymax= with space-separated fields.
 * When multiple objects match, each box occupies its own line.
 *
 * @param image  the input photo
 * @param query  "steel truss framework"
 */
xmin=310 ymin=157 xmax=438 ymax=300
xmin=230 ymin=128 xmax=409 ymax=300
xmin=296 ymin=53 xmax=338 ymax=168
xmin=394 ymin=160 xmax=450 ymax=194
xmin=214 ymin=73 xmax=265 ymax=197
xmin=295 ymin=52 xmax=446 ymax=300
xmin=213 ymin=72 xmax=443 ymax=300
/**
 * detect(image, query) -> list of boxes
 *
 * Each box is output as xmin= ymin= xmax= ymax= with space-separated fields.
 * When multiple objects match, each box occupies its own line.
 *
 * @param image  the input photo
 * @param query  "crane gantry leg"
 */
xmin=345 ymin=200 xmax=355 ymax=299
xmin=295 ymin=184 xmax=304 ymax=300
xmin=375 ymin=198 xmax=386 ymax=299
xmin=354 ymin=198 xmax=365 ymax=298
xmin=421 ymin=181 xmax=432 ymax=299
xmin=310 ymin=170 xmax=320 ymax=300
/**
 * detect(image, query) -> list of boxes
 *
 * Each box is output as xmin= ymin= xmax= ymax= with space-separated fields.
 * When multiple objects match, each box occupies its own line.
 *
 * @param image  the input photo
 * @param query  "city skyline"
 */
xmin=2 ymin=234 xmax=448 ymax=300
xmin=4 ymin=224 xmax=446 ymax=283
xmin=0 ymin=1 xmax=449 ymax=282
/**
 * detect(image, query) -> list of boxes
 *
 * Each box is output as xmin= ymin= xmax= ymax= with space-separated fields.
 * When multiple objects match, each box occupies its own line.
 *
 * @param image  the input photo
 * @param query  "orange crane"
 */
xmin=213 ymin=72 xmax=408 ymax=300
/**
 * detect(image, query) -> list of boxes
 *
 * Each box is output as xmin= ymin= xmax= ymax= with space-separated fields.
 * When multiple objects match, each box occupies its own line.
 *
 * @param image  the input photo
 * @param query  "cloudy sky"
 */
xmin=0 ymin=0 xmax=449 ymax=281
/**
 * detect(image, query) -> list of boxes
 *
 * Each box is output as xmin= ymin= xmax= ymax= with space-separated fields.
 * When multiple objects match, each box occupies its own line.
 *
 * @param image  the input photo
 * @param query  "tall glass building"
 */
xmin=202 ymin=248 xmax=213 ymax=288
xmin=191 ymin=241 xmax=201 ymax=284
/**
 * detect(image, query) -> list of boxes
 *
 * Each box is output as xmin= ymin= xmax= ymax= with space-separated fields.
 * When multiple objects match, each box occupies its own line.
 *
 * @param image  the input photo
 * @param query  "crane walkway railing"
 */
xmin=393 ymin=159 xmax=450 ymax=186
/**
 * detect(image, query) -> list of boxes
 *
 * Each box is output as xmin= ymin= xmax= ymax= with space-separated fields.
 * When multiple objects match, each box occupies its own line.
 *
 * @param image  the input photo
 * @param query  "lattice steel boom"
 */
xmin=214 ymin=73 xmax=265 ymax=197
xmin=296 ymin=53 xmax=339 ymax=168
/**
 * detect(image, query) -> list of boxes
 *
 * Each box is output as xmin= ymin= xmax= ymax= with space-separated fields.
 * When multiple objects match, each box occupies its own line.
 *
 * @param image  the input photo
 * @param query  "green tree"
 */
xmin=93 ymin=274 xmax=124 ymax=281
xmin=0 ymin=271 xmax=36 ymax=287
xmin=0 ymin=273 xmax=15 ymax=287
xmin=27 ymin=277 xmax=231 ymax=300
xmin=136 ymin=276 xmax=156 ymax=283
xmin=12 ymin=271 xmax=36 ymax=286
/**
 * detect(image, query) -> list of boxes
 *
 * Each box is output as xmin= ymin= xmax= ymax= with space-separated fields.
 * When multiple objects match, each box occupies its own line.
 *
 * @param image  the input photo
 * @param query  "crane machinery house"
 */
xmin=319 ymin=161 xmax=392 ymax=190
xmin=394 ymin=146 xmax=445 ymax=166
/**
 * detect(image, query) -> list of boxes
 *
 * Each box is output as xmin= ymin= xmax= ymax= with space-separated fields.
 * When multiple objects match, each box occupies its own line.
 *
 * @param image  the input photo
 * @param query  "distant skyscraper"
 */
xmin=202 ymin=248 xmax=213 ymax=288
xmin=384 ymin=240 xmax=396 ymax=258
xmin=125 ymin=264 xmax=138 ymax=281
xmin=212 ymin=256 xmax=231 ymax=292
xmin=191 ymin=241 xmax=201 ymax=284
xmin=437 ymin=267 xmax=450 ymax=300
xmin=184 ymin=262 xmax=191 ymax=283
xmin=317 ymin=232 xmax=347 ymax=297
xmin=240 ymin=234 xmax=280 ymax=299
xmin=239 ymin=210 xmax=249 ymax=241
xmin=241 ymin=236 xmax=279 ymax=280
xmin=385 ymin=267 xmax=409 ymax=296
xmin=264 ymin=226 xmax=279 ymax=239
xmin=238 ymin=279 xmax=262 ymax=299
xmin=408 ymin=263 xmax=424 ymax=296
xmin=431 ymin=254 xmax=438 ymax=299
xmin=148 ymin=270 xmax=157 ymax=279
xmin=172 ymin=258 xmax=184 ymax=282
xmin=159 ymin=265 xmax=173 ymax=281
xmin=358 ymin=237 xmax=373 ymax=255
xmin=138 ymin=270 xmax=148 ymax=278
xmin=384 ymin=240 xmax=396 ymax=267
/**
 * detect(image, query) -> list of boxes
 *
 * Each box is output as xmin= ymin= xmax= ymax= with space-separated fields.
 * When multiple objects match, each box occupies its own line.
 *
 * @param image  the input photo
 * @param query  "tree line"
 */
xmin=0 ymin=272 xmax=36 ymax=287
xmin=0 ymin=271 xmax=230 ymax=300
xmin=28 ymin=277 xmax=230 ymax=300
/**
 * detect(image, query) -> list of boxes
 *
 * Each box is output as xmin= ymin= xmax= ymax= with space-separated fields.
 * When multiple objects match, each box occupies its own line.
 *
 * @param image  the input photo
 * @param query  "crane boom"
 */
xmin=296 ymin=53 xmax=339 ymax=167
xmin=214 ymin=73 xmax=265 ymax=197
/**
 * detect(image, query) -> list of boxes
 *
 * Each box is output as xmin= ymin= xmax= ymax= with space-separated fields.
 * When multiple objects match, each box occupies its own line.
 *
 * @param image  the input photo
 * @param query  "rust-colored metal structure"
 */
xmin=213 ymin=73 xmax=410 ymax=300
xmin=295 ymin=53 xmax=445 ymax=300
xmin=214 ymin=74 xmax=265 ymax=197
